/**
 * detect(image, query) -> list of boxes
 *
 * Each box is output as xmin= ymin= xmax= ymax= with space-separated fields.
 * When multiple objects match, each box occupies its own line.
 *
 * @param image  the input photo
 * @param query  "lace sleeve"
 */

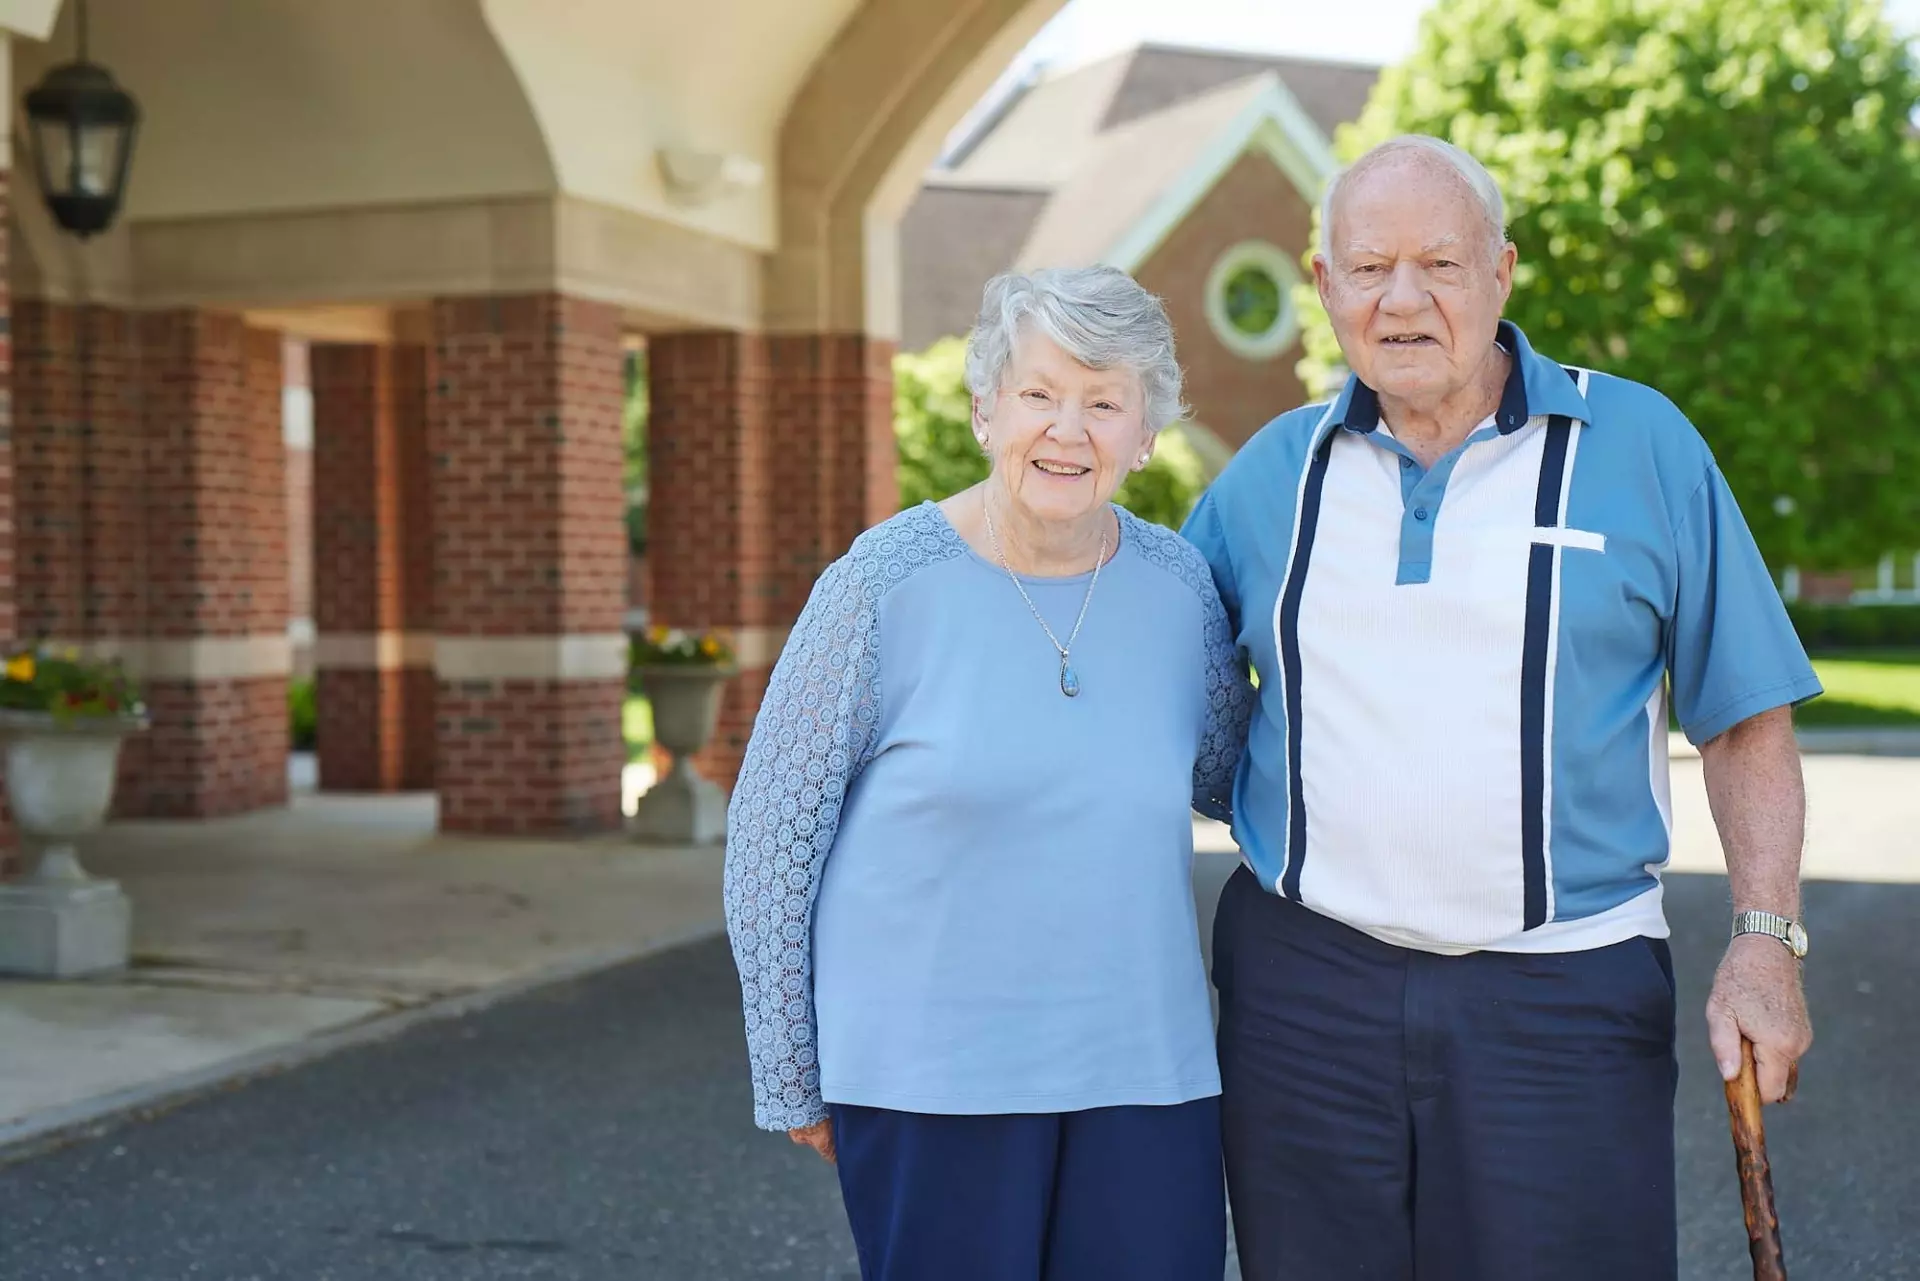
xmin=722 ymin=555 xmax=882 ymax=1132
xmin=1193 ymin=580 xmax=1253 ymax=824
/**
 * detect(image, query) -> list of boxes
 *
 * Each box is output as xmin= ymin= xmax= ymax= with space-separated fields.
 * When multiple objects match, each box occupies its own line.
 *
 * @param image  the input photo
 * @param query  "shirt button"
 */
xmin=1413 ymin=507 xmax=1429 ymax=521
xmin=1400 ymin=457 xmax=1414 ymax=469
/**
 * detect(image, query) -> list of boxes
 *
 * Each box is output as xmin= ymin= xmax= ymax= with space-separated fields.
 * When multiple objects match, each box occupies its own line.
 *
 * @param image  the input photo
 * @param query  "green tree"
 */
xmin=1297 ymin=0 xmax=1920 ymax=570
xmin=624 ymin=346 xmax=648 ymax=555
xmin=893 ymin=336 xmax=1210 ymax=529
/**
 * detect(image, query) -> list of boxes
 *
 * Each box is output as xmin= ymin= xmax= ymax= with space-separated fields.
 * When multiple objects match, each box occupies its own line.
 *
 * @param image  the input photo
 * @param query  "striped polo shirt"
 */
xmin=1182 ymin=321 xmax=1822 ymax=955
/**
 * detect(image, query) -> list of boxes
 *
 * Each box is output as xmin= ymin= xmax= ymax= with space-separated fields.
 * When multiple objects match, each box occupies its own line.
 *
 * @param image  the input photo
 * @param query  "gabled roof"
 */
xmin=1014 ymin=71 xmax=1336 ymax=271
xmin=942 ymin=50 xmax=1137 ymax=187
xmin=1100 ymin=44 xmax=1381 ymax=140
xmin=942 ymin=42 xmax=1379 ymax=188
xmin=900 ymin=43 xmax=1380 ymax=348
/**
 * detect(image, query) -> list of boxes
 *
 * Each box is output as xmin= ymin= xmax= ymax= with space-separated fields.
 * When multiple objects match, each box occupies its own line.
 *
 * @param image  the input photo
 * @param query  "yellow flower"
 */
xmin=5 ymin=654 xmax=35 ymax=683
xmin=645 ymin=624 xmax=670 ymax=645
xmin=698 ymin=636 xmax=721 ymax=657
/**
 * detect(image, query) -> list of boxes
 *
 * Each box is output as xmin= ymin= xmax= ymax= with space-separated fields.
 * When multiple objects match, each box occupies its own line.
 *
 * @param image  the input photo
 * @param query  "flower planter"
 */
xmin=629 ymin=664 xmax=734 ymax=846
xmin=0 ymin=710 xmax=147 ymax=977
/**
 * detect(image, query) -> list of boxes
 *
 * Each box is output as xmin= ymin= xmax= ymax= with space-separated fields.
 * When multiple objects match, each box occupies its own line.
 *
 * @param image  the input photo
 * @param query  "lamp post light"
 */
xmin=22 ymin=0 xmax=140 ymax=238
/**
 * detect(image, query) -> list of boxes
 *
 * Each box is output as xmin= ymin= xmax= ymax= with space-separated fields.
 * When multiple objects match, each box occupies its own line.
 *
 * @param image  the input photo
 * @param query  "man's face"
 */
xmin=1312 ymin=156 xmax=1516 ymax=408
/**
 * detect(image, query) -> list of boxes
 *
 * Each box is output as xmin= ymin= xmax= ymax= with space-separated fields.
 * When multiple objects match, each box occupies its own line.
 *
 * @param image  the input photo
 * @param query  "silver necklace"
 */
xmin=980 ymin=499 xmax=1108 ymax=698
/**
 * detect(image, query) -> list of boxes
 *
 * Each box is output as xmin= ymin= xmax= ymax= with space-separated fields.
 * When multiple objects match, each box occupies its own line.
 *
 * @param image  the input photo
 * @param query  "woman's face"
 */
xmin=975 ymin=329 xmax=1154 ymax=527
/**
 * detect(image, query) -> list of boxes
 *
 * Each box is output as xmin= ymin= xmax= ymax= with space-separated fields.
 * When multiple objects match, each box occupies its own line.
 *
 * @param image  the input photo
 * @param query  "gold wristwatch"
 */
xmin=1731 ymin=909 xmax=1808 ymax=960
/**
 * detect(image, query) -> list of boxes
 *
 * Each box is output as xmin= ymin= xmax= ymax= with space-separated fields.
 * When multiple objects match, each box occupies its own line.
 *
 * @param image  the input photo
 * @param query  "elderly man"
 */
xmin=1181 ymin=134 xmax=1820 ymax=1279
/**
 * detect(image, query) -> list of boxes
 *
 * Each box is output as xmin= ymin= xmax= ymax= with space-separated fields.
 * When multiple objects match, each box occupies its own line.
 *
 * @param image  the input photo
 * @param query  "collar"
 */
xmin=1330 ymin=320 xmax=1590 ymax=435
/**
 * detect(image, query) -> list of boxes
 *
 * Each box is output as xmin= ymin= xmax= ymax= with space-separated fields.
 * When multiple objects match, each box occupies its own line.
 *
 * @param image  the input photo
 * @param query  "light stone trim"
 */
xmin=434 ymin=634 xmax=629 ymax=682
xmin=730 ymin=626 xmax=792 ymax=669
xmin=48 ymin=636 xmax=293 ymax=682
xmin=108 ymin=195 xmax=760 ymax=332
xmin=314 ymin=632 xmax=438 ymax=672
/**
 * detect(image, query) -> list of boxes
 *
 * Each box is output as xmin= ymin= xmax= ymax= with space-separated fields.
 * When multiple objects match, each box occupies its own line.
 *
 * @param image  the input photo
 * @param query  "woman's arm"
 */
xmin=1192 ymin=582 xmax=1253 ymax=825
xmin=722 ymin=556 xmax=881 ymax=1132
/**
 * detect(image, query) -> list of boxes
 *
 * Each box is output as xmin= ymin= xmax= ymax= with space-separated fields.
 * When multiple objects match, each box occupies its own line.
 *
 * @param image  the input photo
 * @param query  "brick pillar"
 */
xmin=311 ymin=342 xmax=434 ymax=792
xmin=429 ymin=294 xmax=626 ymax=835
xmin=647 ymin=332 xmax=897 ymax=787
xmin=122 ymin=314 xmax=291 ymax=817
xmin=14 ymin=301 xmax=145 ymax=817
xmin=0 ymin=169 xmax=13 ymax=875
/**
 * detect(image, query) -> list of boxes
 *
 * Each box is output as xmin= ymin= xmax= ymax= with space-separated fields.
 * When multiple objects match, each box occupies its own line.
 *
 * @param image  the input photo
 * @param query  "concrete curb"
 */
xmin=1668 ymin=728 xmax=1920 ymax=760
xmin=0 ymin=920 xmax=727 ymax=1167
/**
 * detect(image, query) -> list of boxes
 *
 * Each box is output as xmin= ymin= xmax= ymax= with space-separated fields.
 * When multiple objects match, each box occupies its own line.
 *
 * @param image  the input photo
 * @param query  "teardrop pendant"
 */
xmin=1059 ymin=658 xmax=1080 ymax=698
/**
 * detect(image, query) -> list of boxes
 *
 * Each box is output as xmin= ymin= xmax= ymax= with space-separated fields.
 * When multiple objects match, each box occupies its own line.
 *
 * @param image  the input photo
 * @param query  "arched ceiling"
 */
xmin=7 ymin=0 xmax=1071 ymax=333
xmin=17 ymin=0 xmax=556 ymax=223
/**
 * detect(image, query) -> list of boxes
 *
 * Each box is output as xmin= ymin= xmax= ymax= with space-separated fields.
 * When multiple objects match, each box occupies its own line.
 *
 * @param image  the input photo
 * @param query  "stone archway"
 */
xmin=643 ymin=0 xmax=1068 ymax=786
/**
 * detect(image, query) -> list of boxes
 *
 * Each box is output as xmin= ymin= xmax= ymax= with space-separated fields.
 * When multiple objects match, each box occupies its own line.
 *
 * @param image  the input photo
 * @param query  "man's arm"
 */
xmin=1698 ymin=704 xmax=1812 ymax=1104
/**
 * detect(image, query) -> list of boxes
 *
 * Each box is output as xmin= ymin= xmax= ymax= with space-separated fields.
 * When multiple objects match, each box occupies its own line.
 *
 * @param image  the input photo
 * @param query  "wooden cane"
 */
xmin=1725 ymin=1038 xmax=1787 ymax=1280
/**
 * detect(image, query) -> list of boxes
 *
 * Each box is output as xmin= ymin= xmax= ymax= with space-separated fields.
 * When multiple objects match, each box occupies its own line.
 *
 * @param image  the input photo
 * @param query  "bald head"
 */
xmin=1320 ymin=136 xmax=1509 ymax=264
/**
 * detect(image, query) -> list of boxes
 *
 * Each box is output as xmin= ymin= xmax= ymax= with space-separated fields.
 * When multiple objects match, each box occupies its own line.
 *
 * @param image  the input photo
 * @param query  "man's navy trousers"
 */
xmin=1213 ymin=865 xmax=1679 ymax=1281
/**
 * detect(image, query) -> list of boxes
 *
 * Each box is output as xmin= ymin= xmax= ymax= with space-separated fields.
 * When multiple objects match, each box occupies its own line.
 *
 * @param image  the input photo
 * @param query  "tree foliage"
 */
xmin=624 ymin=346 xmax=648 ymax=555
xmin=1298 ymin=0 xmax=1920 ymax=569
xmin=893 ymin=337 xmax=1209 ymax=530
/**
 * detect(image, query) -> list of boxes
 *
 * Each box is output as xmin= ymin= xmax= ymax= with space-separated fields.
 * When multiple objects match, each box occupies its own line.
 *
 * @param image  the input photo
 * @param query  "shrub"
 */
xmin=1786 ymin=602 xmax=1920 ymax=652
xmin=289 ymin=677 xmax=317 ymax=751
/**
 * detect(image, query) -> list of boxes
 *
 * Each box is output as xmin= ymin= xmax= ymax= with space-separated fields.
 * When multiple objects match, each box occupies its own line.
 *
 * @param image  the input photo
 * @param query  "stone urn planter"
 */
xmin=629 ymin=664 xmax=735 ymax=846
xmin=0 ymin=708 xmax=148 ymax=977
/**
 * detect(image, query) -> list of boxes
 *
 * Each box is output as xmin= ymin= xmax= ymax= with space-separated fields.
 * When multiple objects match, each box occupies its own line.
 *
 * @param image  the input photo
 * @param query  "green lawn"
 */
xmin=624 ymin=696 xmax=655 ymax=761
xmin=618 ymin=653 xmax=1920 ymax=760
xmin=1798 ymin=651 xmax=1920 ymax=727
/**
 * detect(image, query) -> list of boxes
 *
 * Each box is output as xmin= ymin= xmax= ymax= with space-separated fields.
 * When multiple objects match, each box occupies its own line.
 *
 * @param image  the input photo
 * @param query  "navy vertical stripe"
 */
xmin=1520 ymin=414 xmax=1573 ymax=929
xmin=1278 ymin=435 xmax=1334 ymax=902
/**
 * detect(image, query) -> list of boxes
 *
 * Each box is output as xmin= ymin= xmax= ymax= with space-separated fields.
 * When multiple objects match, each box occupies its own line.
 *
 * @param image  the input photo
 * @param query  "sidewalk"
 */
xmin=0 ymin=761 xmax=725 ymax=1158
xmin=8 ymin=731 xmax=1918 ymax=1163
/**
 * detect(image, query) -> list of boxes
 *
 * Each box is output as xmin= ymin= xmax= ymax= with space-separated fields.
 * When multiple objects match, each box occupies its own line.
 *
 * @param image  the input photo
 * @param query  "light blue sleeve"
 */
xmin=1145 ymin=505 xmax=1252 ymax=822
xmin=1668 ymin=464 xmax=1823 ymax=745
xmin=722 ymin=554 xmax=882 ymax=1132
xmin=1179 ymin=491 xmax=1243 ymax=634
xmin=1194 ymin=578 xmax=1253 ymax=823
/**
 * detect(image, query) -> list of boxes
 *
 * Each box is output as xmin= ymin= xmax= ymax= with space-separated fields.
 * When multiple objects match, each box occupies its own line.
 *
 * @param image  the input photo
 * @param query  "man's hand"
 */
xmin=1706 ymin=933 xmax=1811 ymax=1104
xmin=1698 ymin=705 xmax=1810 ymax=1106
xmin=789 ymin=1119 xmax=836 ymax=1164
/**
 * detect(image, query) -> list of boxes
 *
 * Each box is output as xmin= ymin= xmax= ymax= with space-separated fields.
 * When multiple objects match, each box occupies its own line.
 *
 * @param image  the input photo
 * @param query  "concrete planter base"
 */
xmin=0 ymin=711 xmax=145 ymax=978
xmin=630 ymin=666 xmax=733 ymax=846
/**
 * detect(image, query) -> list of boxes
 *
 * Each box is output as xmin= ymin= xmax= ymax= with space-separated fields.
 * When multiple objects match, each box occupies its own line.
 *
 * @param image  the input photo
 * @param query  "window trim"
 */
xmin=1204 ymin=239 xmax=1303 ymax=362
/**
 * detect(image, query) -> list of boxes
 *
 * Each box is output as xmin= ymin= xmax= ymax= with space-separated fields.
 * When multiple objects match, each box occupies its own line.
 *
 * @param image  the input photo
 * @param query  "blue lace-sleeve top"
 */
xmin=722 ymin=502 xmax=1253 ymax=1130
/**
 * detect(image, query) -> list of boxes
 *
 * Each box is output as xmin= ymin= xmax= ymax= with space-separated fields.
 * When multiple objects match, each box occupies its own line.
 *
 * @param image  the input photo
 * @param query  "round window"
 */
xmin=1222 ymin=264 xmax=1283 ymax=337
xmin=1205 ymin=241 xmax=1301 ymax=361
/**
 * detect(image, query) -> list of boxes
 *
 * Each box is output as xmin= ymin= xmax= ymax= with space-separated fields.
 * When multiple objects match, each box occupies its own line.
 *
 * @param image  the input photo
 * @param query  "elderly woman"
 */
xmin=723 ymin=265 xmax=1251 ymax=1281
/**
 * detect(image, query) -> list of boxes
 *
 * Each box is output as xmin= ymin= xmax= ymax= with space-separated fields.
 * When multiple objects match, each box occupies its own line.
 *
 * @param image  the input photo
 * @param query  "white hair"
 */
xmin=1320 ymin=134 xmax=1509 ymax=261
xmin=964 ymin=265 xmax=1188 ymax=434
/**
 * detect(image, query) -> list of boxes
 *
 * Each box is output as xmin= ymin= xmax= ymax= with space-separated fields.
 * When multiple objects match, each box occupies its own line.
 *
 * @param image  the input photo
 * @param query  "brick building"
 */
xmin=902 ymin=45 xmax=1379 ymax=460
xmin=0 ymin=0 xmax=1084 ymax=854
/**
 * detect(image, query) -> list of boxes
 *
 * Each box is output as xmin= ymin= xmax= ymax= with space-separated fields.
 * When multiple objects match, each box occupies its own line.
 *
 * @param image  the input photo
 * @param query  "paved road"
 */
xmin=2 ymin=860 xmax=1914 ymax=1280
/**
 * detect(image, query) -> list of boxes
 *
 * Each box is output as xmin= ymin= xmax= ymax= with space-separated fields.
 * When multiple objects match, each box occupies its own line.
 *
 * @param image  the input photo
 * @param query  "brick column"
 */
xmin=0 ymin=168 xmax=13 ymax=875
xmin=311 ymin=342 xmax=434 ymax=792
xmin=429 ymin=294 xmax=627 ymax=835
xmin=13 ymin=307 xmax=290 ymax=818
xmin=647 ymin=332 xmax=897 ymax=787
xmin=129 ymin=314 xmax=291 ymax=817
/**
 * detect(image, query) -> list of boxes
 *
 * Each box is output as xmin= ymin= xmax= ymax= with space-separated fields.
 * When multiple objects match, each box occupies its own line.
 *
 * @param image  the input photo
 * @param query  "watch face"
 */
xmin=1787 ymin=922 xmax=1809 ymax=958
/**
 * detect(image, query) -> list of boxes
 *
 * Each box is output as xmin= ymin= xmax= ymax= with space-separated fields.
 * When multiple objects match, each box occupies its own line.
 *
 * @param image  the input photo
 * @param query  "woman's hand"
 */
xmin=788 ymin=1119 xmax=836 ymax=1164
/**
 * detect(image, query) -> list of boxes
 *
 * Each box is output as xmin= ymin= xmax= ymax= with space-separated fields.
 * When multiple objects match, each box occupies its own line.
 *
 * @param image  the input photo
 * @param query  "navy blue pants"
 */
xmin=1213 ymin=866 xmax=1678 ymax=1281
xmin=830 ymin=1098 xmax=1225 ymax=1281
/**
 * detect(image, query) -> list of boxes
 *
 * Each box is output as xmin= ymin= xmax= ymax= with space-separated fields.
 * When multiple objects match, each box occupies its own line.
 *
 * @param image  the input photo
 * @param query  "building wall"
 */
xmin=1133 ymin=151 xmax=1314 ymax=451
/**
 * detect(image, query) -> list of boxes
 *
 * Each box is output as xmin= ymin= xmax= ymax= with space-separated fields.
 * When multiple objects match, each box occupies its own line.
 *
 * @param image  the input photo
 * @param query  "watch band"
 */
xmin=1732 ymin=909 xmax=1808 ymax=959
